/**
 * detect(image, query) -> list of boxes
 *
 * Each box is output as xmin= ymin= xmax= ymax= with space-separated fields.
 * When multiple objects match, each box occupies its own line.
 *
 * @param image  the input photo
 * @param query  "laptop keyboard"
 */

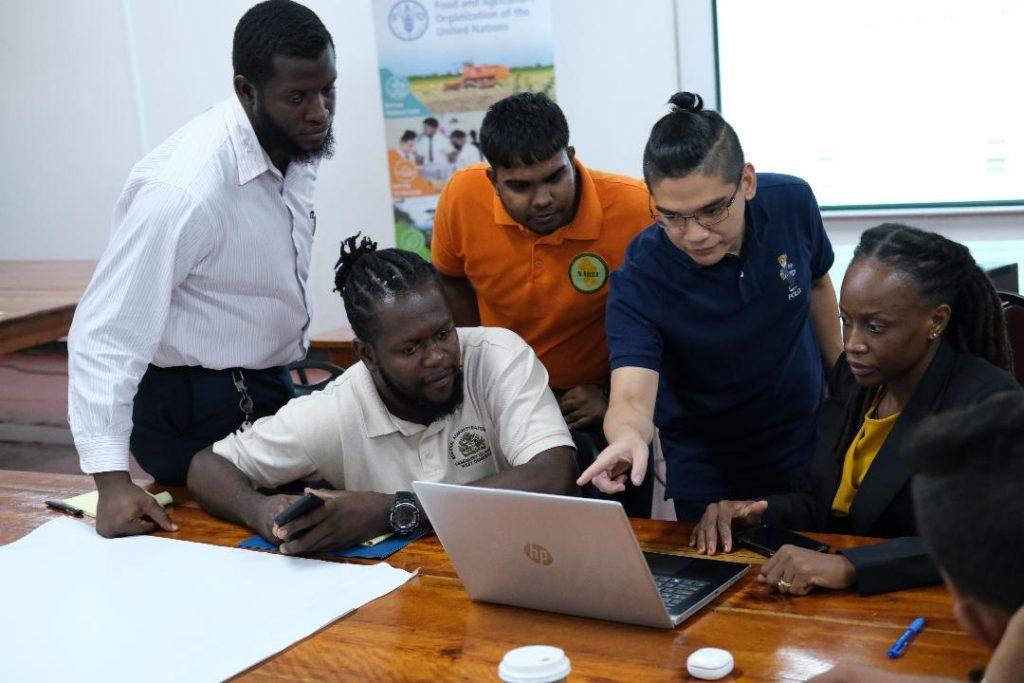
xmin=654 ymin=575 xmax=710 ymax=611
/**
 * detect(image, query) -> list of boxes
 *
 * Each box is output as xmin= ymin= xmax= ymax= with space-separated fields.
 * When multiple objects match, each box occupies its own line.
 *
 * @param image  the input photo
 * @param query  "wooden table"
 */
xmin=310 ymin=324 xmax=358 ymax=368
xmin=0 ymin=260 xmax=96 ymax=355
xmin=0 ymin=262 xmax=356 ymax=364
xmin=0 ymin=470 xmax=988 ymax=681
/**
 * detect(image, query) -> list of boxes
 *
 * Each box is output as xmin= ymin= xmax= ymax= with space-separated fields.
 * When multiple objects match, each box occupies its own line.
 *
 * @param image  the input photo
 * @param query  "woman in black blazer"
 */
xmin=690 ymin=223 xmax=1020 ymax=596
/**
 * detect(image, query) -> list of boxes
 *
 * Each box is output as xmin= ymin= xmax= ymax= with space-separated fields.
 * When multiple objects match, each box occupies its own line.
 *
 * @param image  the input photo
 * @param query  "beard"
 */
xmin=252 ymin=100 xmax=335 ymax=165
xmin=378 ymin=364 xmax=465 ymax=425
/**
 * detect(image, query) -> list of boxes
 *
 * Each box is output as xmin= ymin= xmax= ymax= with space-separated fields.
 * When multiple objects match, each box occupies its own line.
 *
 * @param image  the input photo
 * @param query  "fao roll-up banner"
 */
xmin=373 ymin=0 xmax=555 ymax=259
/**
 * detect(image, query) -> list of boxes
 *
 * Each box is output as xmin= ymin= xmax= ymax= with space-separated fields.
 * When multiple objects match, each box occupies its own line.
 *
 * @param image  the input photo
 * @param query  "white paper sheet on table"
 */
xmin=0 ymin=517 xmax=415 ymax=682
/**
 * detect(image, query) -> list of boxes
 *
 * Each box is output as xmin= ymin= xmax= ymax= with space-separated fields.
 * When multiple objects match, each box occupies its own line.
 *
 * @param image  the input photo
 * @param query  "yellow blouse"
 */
xmin=830 ymin=393 xmax=901 ymax=517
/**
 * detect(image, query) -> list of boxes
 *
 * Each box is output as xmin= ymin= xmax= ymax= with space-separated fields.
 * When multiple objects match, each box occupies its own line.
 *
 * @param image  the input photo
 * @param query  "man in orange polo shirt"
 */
xmin=431 ymin=93 xmax=652 ymax=512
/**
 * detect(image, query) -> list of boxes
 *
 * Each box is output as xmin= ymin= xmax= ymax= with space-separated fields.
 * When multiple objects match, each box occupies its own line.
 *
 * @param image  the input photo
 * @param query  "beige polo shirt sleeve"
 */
xmin=211 ymin=382 xmax=346 ymax=490
xmin=473 ymin=328 xmax=575 ymax=466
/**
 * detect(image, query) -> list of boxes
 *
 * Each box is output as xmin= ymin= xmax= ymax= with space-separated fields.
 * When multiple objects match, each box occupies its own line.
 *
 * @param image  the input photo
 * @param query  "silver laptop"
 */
xmin=412 ymin=481 xmax=749 ymax=629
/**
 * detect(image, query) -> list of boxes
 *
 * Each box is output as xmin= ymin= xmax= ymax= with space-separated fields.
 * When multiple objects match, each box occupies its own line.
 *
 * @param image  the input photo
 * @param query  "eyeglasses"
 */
xmin=649 ymin=180 xmax=742 ymax=231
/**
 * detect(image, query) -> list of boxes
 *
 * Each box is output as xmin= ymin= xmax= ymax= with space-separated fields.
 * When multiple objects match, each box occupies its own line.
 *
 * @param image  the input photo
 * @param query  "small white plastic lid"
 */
xmin=686 ymin=647 xmax=734 ymax=680
xmin=498 ymin=645 xmax=572 ymax=683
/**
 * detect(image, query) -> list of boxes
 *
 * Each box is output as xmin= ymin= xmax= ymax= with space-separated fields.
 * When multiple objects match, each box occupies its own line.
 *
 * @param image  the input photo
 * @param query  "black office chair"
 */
xmin=287 ymin=359 xmax=346 ymax=397
xmin=999 ymin=291 xmax=1024 ymax=386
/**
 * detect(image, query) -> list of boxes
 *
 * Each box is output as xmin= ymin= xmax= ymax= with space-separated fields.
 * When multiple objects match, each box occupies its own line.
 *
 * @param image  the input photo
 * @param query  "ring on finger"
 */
xmin=777 ymin=578 xmax=793 ymax=590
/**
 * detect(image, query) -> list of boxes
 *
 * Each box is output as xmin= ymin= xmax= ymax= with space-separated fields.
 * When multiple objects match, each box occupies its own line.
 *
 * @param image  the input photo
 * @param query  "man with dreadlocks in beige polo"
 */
xmin=187 ymin=234 xmax=579 ymax=554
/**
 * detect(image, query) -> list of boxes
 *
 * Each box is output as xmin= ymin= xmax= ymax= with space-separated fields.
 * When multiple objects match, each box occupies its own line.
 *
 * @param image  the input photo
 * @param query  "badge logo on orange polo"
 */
xmin=449 ymin=426 xmax=491 ymax=468
xmin=778 ymin=252 xmax=802 ymax=300
xmin=568 ymin=252 xmax=609 ymax=294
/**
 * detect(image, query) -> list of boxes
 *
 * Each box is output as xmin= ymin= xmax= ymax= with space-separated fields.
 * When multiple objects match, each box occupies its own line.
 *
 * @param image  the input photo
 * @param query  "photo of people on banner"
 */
xmin=373 ymin=0 xmax=555 ymax=258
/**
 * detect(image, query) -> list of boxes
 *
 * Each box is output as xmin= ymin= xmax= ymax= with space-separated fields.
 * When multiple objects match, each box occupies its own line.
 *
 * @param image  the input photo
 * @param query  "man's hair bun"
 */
xmin=668 ymin=91 xmax=703 ymax=113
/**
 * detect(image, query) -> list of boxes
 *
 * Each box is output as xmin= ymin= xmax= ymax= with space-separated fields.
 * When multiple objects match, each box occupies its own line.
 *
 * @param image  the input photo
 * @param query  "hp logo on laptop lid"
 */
xmin=524 ymin=543 xmax=553 ymax=566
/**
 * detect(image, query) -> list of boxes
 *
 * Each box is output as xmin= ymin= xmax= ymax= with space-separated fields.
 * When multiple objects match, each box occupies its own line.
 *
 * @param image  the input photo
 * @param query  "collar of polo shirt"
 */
xmin=491 ymin=158 xmax=603 ymax=243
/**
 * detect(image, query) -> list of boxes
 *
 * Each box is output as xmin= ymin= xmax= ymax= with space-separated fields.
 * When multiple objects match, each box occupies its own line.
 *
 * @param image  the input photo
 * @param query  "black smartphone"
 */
xmin=736 ymin=524 xmax=829 ymax=557
xmin=273 ymin=492 xmax=325 ymax=527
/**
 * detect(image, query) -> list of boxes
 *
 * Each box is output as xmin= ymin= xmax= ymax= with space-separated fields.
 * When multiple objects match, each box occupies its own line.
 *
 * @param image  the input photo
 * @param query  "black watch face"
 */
xmin=391 ymin=502 xmax=417 ymax=530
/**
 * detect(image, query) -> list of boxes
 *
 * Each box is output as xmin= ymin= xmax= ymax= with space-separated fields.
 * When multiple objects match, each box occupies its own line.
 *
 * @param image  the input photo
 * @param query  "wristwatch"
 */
xmin=388 ymin=491 xmax=419 ymax=536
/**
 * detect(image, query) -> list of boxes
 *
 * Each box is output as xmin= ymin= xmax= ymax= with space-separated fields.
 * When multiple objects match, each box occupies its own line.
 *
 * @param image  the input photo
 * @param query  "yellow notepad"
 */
xmin=62 ymin=490 xmax=173 ymax=518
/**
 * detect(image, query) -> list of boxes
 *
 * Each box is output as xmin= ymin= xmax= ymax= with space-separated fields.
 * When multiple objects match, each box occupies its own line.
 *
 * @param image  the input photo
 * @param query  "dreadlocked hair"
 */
xmin=833 ymin=222 xmax=1013 ymax=458
xmin=332 ymin=233 xmax=439 ymax=343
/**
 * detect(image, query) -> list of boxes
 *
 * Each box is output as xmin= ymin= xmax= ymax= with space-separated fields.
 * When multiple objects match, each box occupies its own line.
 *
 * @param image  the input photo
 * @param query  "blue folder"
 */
xmin=238 ymin=528 xmax=428 ymax=559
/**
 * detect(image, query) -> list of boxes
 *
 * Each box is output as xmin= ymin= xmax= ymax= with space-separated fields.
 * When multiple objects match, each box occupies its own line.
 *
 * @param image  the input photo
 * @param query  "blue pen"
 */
xmin=888 ymin=617 xmax=926 ymax=659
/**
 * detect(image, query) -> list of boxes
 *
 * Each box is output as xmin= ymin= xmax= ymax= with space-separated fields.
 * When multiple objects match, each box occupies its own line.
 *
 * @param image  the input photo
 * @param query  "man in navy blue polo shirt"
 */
xmin=578 ymin=93 xmax=842 ymax=521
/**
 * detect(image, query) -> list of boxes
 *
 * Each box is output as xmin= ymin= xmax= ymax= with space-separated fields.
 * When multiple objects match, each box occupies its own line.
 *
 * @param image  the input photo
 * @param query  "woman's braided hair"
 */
xmin=833 ymin=223 xmax=1013 ymax=457
xmin=332 ymin=233 xmax=438 ymax=343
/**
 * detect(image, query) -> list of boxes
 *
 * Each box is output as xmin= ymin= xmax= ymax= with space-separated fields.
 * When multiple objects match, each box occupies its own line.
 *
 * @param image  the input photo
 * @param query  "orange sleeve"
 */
xmin=430 ymin=180 xmax=466 ymax=277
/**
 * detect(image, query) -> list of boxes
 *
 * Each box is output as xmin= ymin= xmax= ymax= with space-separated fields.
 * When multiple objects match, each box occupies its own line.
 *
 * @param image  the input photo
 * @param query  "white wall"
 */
xmin=0 ymin=1 xmax=143 ymax=261
xmin=1 ymin=0 xmax=1020 ymax=334
xmin=554 ymin=0 xmax=678 ymax=177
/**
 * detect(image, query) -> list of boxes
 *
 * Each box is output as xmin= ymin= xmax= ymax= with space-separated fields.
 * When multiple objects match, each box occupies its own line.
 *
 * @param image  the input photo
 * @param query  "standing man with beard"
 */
xmin=67 ymin=0 xmax=336 ymax=538
xmin=186 ymin=236 xmax=578 ymax=553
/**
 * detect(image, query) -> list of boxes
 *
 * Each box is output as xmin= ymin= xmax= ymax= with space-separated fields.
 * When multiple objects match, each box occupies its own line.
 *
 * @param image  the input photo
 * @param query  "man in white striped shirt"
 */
xmin=67 ymin=0 xmax=336 ymax=538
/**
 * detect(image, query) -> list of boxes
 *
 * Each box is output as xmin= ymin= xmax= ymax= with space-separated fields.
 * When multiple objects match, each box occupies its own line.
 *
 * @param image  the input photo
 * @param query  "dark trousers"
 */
xmin=673 ymin=499 xmax=714 ymax=523
xmin=130 ymin=364 xmax=294 ymax=486
xmin=572 ymin=428 xmax=654 ymax=519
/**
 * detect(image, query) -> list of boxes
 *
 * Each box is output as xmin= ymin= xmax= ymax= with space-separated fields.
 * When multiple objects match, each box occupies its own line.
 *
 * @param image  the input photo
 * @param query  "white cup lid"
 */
xmin=498 ymin=645 xmax=571 ymax=683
